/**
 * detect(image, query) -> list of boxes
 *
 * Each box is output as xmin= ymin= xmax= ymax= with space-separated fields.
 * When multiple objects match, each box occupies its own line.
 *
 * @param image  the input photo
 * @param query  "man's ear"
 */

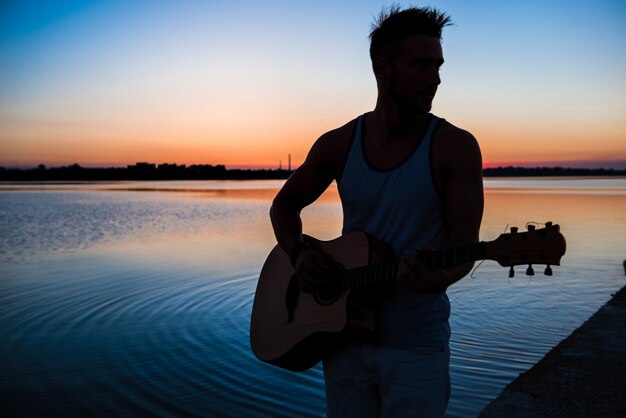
xmin=372 ymin=55 xmax=391 ymax=83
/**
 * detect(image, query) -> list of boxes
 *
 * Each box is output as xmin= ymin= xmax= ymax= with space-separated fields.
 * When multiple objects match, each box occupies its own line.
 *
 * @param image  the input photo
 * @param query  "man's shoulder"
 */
xmin=315 ymin=117 xmax=358 ymax=151
xmin=433 ymin=118 xmax=482 ymax=170
xmin=303 ymin=116 xmax=360 ymax=179
xmin=308 ymin=117 xmax=358 ymax=166
xmin=436 ymin=119 xmax=478 ymax=146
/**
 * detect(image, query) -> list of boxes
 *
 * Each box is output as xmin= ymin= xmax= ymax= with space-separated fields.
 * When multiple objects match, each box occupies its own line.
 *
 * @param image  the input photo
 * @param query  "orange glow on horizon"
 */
xmin=1 ymin=82 xmax=624 ymax=170
xmin=2 ymin=122 xmax=624 ymax=170
xmin=2 ymin=2 xmax=624 ymax=172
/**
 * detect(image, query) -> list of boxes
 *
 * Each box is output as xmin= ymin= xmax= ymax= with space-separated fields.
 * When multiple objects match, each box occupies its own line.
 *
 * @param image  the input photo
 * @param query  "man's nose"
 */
xmin=428 ymin=68 xmax=441 ymax=86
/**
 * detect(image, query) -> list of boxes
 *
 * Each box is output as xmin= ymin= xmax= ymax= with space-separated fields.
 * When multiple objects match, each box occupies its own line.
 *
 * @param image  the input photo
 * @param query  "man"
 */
xmin=270 ymin=6 xmax=483 ymax=418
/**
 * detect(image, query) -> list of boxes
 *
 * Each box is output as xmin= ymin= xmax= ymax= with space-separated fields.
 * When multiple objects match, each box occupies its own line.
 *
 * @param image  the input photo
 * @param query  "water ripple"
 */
xmin=2 ymin=181 xmax=625 ymax=417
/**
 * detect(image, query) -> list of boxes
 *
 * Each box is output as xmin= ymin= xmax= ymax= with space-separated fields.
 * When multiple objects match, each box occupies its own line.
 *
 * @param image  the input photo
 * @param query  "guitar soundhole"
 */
xmin=314 ymin=284 xmax=342 ymax=306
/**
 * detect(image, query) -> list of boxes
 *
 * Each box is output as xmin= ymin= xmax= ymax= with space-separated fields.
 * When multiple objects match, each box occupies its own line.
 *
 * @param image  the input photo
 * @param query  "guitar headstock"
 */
xmin=485 ymin=222 xmax=567 ymax=277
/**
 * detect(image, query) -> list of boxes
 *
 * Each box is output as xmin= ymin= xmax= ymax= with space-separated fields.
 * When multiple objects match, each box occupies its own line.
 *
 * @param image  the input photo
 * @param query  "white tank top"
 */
xmin=338 ymin=113 xmax=450 ymax=348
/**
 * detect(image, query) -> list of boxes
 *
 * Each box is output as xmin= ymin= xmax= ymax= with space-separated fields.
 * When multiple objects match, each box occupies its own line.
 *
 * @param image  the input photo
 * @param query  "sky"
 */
xmin=0 ymin=0 xmax=625 ymax=169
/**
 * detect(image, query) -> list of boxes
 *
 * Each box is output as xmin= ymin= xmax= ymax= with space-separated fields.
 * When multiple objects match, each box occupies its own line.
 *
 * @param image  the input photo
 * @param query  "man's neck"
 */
xmin=369 ymin=100 xmax=430 ymax=140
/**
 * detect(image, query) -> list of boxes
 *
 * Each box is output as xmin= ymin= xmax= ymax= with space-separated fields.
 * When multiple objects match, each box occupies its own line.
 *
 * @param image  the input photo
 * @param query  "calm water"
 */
xmin=1 ymin=178 xmax=625 ymax=417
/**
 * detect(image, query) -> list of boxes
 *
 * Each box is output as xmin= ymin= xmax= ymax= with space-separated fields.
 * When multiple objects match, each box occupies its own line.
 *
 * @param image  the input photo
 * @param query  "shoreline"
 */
xmin=1 ymin=174 xmax=625 ymax=183
xmin=1 ymin=166 xmax=625 ymax=181
xmin=479 ymin=283 xmax=626 ymax=417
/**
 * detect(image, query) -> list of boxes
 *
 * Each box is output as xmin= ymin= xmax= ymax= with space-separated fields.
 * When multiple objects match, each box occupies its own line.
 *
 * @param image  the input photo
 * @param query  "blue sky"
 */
xmin=1 ymin=0 xmax=624 ymax=168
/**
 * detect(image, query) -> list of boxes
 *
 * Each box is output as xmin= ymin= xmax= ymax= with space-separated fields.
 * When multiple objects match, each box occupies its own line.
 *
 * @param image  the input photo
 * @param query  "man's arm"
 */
xmin=270 ymin=127 xmax=351 ymax=291
xmin=398 ymin=126 xmax=484 ymax=292
xmin=270 ymin=134 xmax=335 ymax=258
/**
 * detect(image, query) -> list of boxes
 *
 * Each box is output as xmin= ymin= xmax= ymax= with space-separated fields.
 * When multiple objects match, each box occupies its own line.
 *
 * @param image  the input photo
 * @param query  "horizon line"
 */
xmin=2 ymin=162 xmax=626 ymax=172
xmin=1 ymin=157 xmax=625 ymax=171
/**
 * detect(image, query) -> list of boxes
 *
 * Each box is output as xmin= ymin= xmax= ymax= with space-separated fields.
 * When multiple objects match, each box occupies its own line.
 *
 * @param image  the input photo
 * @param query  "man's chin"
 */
xmin=409 ymin=102 xmax=432 ymax=115
xmin=416 ymin=98 xmax=434 ymax=113
xmin=390 ymin=92 xmax=433 ymax=114
xmin=407 ymin=95 xmax=433 ymax=113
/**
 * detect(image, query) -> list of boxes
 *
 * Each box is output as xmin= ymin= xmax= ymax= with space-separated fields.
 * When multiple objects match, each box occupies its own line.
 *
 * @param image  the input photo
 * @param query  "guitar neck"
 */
xmin=339 ymin=242 xmax=486 ymax=289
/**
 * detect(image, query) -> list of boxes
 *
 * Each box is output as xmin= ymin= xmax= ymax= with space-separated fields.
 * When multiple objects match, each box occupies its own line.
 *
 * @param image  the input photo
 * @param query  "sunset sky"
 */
xmin=1 ymin=0 xmax=624 ymax=169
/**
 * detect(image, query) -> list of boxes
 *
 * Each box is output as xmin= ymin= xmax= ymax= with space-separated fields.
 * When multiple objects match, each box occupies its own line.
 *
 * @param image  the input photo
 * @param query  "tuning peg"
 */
xmin=509 ymin=266 xmax=515 ymax=278
xmin=544 ymin=265 xmax=553 ymax=276
xmin=526 ymin=264 xmax=535 ymax=276
xmin=510 ymin=227 xmax=518 ymax=234
xmin=527 ymin=225 xmax=536 ymax=231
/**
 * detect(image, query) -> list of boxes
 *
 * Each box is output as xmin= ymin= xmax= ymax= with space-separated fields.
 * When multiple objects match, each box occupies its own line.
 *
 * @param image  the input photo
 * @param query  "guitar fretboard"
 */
xmin=339 ymin=242 xmax=486 ymax=290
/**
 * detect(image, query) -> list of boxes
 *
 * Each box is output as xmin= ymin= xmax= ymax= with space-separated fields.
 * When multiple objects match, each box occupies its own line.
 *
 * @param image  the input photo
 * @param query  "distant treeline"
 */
xmin=482 ymin=166 xmax=626 ymax=177
xmin=0 ymin=163 xmax=624 ymax=181
xmin=0 ymin=163 xmax=292 ymax=181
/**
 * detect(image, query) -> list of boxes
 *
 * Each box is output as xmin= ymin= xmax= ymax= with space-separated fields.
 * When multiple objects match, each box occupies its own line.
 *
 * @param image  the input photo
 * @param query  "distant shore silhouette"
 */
xmin=1 ymin=163 xmax=625 ymax=181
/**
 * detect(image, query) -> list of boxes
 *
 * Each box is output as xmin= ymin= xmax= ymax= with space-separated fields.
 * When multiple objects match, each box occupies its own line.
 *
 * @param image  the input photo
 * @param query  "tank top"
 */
xmin=338 ymin=113 xmax=451 ymax=349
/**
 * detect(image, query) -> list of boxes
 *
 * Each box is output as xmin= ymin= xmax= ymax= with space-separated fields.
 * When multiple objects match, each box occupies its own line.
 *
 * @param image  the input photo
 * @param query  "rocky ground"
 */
xmin=479 ymin=283 xmax=626 ymax=418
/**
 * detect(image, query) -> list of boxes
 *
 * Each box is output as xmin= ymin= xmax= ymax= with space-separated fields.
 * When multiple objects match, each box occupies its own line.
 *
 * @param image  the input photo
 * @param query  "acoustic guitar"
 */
xmin=250 ymin=222 xmax=566 ymax=371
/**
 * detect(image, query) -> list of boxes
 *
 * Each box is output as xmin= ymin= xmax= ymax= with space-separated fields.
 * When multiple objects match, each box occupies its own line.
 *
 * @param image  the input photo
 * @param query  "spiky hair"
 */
xmin=369 ymin=5 xmax=452 ymax=59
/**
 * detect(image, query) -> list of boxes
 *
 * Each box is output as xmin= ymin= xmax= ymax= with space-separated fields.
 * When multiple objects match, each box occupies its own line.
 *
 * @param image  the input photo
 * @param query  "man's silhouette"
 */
xmin=270 ymin=6 xmax=483 ymax=417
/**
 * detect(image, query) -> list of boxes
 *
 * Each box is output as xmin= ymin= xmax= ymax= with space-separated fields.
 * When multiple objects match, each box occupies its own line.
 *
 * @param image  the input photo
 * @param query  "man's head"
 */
xmin=369 ymin=6 xmax=452 ymax=113
xmin=369 ymin=6 xmax=451 ymax=61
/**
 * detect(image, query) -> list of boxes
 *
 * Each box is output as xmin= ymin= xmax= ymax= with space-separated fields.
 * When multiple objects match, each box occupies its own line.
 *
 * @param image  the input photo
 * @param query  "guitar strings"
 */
xmin=470 ymin=222 xmax=546 ymax=287
xmin=469 ymin=259 xmax=485 ymax=279
xmin=507 ymin=269 xmax=533 ymax=288
xmin=469 ymin=223 xmax=510 ymax=279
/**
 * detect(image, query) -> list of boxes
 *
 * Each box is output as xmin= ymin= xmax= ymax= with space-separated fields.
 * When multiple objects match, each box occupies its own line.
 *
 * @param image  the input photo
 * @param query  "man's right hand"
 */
xmin=294 ymin=247 xmax=341 ymax=293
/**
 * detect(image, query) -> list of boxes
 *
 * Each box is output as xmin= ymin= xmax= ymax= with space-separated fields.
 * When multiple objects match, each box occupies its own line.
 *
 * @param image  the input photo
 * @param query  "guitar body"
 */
xmin=250 ymin=223 xmax=566 ymax=372
xmin=250 ymin=231 xmax=393 ymax=371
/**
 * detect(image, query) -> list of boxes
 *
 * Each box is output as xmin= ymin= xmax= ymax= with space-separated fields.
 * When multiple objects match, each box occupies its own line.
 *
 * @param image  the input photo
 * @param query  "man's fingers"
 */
xmin=299 ymin=274 xmax=319 ymax=293
xmin=298 ymin=265 xmax=335 ymax=293
xmin=404 ymin=256 xmax=427 ymax=275
xmin=311 ymin=253 xmax=335 ymax=270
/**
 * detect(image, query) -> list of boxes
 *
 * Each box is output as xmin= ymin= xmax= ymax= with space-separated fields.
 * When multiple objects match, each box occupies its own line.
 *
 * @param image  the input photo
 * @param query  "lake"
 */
xmin=1 ymin=178 xmax=625 ymax=417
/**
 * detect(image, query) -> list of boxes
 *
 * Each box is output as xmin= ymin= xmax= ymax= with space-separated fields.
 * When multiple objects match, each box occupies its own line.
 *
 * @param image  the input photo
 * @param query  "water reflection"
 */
xmin=483 ymin=190 xmax=626 ymax=260
xmin=0 ymin=178 xmax=624 ymax=417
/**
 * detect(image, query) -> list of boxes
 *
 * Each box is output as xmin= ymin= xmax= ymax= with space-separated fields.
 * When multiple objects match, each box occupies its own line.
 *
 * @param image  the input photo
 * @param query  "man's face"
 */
xmin=388 ymin=34 xmax=443 ymax=113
